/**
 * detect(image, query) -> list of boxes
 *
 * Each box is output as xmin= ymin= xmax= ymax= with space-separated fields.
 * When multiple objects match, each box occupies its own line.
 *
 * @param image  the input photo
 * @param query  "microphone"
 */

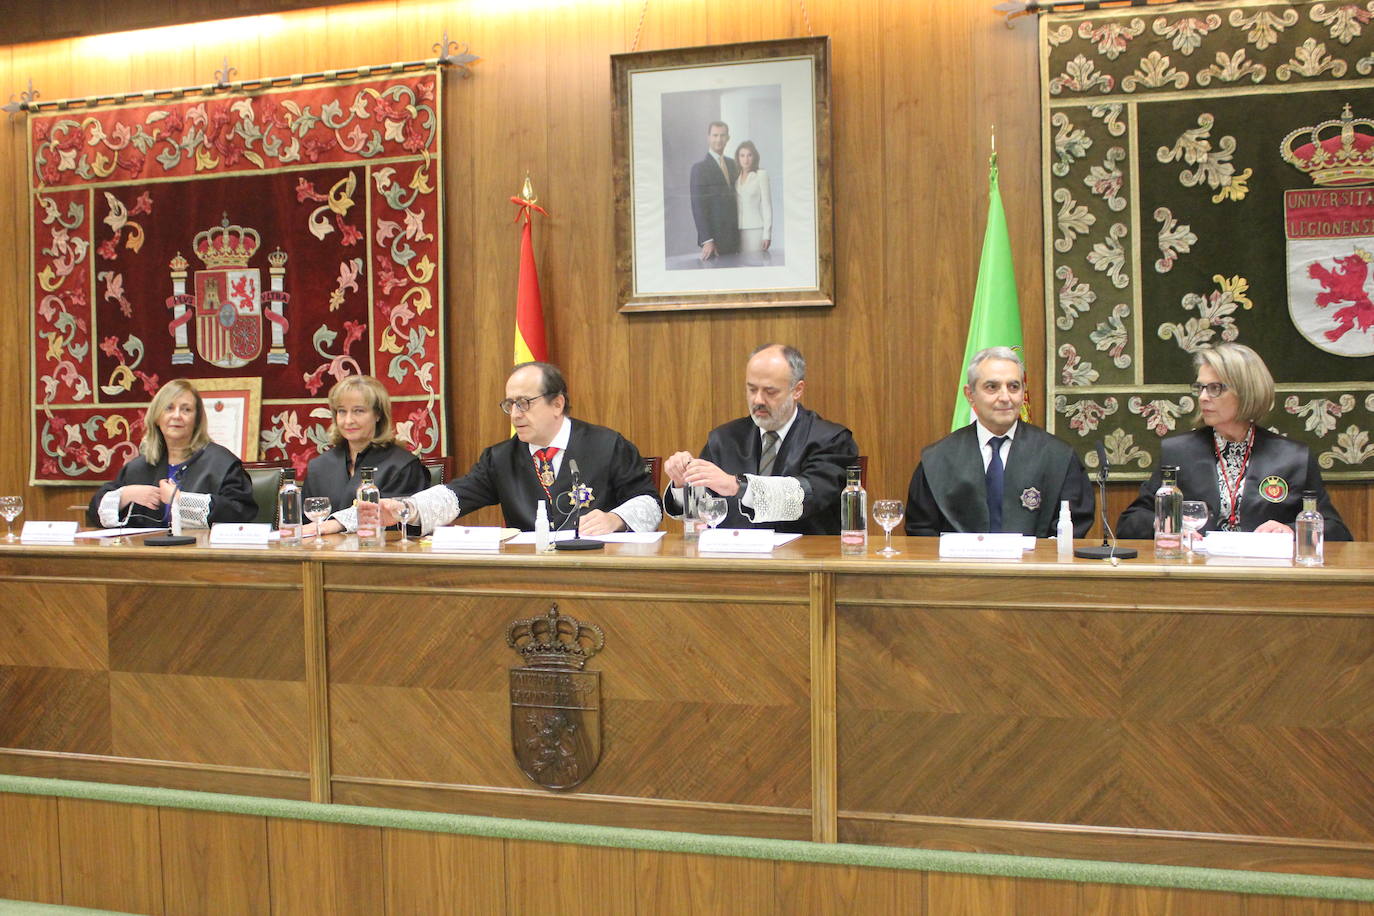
xmin=146 ymin=456 xmax=199 ymax=546
xmin=1072 ymin=441 xmax=1136 ymax=560
xmin=554 ymin=457 xmax=605 ymax=551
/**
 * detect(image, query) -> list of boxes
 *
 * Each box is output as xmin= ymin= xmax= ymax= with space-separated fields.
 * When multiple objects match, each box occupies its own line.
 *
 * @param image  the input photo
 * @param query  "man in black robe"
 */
xmin=388 ymin=362 xmax=661 ymax=534
xmin=905 ymin=346 xmax=1094 ymax=537
xmin=663 ymin=344 xmax=858 ymax=535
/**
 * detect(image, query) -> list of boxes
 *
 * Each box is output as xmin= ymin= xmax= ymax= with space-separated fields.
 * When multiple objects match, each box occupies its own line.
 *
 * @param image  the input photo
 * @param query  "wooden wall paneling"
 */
xmin=0 ymin=43 xmax=20 ymax=498
xmin=266 ymin=817 xmax=384 ymax=916
xmin=1080 ymin=882 xmax=1249 ymax=915
xmin=258 ymin=7 xmax=332 ymax=77
xmin=503 ymin=838 xmax=635 ymax=916
xmin=0 ymin=791 xmax=61 ymax=904
xmin=773 ymin=860 xmax=925 ymax=914
xmin=159 ymin=807 xmax=271 ymax=916
xmin=382 ymin=828 xmax=505 ymax=916
xmin=633 ymin=849 xmax=777 ymax=915
xmin=57 ymin=797 xmax=164 ymax=914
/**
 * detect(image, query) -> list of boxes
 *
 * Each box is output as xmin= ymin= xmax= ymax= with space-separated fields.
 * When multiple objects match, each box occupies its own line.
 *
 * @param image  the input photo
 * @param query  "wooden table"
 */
xmin=1 ymin=533 xmax=1370 ymax=877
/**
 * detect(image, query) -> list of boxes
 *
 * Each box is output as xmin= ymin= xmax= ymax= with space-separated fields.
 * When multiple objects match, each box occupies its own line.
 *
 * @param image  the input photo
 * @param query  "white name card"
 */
xmin=432 ymin=526 xmax=505 ymax=551
xmin=938 ymin=532 xmax=1025 ymax=559
xmin=20 ymin=521 xmax=78 ymax=543
xmin=1201 ymin=531 xmax=1294 ymax=559
xmin=209 ymin=522 xmax=272 ymax=546
xmin=698 ymin=527 xmax=775 ymax=553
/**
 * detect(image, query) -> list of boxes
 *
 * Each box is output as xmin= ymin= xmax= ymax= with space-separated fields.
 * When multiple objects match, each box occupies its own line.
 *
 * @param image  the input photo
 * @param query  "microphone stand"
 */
xmin=1074 ymin=445 xmax=1136 ymax=560
xmin=555 ymin=458 xmax=604 ymax=551
xmin=146 ymin=458 xmax=197 ymax=546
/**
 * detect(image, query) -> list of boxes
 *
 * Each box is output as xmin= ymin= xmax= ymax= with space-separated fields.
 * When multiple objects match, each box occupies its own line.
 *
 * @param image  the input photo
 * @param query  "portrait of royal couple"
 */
xmin=689 ymin=120 xmax=776 ymax=266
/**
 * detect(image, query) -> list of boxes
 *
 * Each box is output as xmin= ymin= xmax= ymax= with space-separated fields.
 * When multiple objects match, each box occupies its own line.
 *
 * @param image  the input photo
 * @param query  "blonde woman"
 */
xmin=302 ymin=375 xmax=427 ymax=536
xmin=86 ymin=378 xmax=256 ymax=528
xmin=734 ymin=140 xmax=772 ymax=254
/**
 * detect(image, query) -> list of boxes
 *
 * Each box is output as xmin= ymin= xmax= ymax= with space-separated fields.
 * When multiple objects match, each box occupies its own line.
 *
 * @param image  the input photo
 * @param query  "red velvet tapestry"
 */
xmin=29 ymin=69 xmax=447 ymax=485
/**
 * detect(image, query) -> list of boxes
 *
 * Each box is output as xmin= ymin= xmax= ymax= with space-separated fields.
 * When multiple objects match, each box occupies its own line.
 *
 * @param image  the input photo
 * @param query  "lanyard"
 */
xmin=532 ymin=447 xmax=559 ymax=504
xmin=1214 ymin=426 xmax=1254 ymax=528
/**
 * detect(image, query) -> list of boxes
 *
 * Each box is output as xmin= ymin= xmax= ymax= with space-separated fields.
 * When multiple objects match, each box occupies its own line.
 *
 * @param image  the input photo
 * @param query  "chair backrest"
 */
xmin=421 ymin=456 xmax=452 ymax=488
xmin=242 ymin=462 xmax=286 ymax=526
xmin=642 ymin=456 xmax=662 ymax=492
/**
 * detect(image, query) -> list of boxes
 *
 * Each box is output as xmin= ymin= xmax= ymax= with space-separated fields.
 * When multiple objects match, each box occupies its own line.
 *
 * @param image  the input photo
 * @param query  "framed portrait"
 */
xmin=191 ymin=377 xmax=262 ymax=461
xmin=612 ymin=37 xmax=834 ymax=312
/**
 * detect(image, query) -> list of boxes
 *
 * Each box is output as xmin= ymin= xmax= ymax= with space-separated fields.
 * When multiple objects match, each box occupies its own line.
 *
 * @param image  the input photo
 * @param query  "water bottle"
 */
xmin=839 ymin=465 xmax=868 ymax=556
xmin=1294 ymin=490 xmax=1324 ymax=567
xmin=277 ymin=468 xmax=302 ymax=545
xmin=356 ymin=467 xmax=383 ymax=547
xmin=1153 ymin=465 xmax=1183 ymax=559
xmin=535 ymin=499 xmax=551 ymax=552
xmin=1056 ymin=499 xmax=1073 ymax=559
xmin=682 ymin=484 xmax=704 ymax=541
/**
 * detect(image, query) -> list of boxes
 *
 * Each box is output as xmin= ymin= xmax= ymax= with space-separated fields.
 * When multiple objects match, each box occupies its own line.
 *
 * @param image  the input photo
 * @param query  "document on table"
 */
xmin=506 ymin=530 xmax=667 ymax=545
xmin=75 ymin=527 xmax=169 ymax=539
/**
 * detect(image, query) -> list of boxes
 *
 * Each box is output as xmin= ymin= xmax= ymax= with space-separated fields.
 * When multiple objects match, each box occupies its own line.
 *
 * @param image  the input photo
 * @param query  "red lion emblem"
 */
xmin=1308 ymin=252 xmax=1374 ymax=342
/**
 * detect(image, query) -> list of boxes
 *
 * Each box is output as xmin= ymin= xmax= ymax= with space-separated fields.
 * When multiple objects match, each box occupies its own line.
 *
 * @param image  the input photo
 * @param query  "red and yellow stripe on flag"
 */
xmin=512 ymin=176 xmax=549 ymax=365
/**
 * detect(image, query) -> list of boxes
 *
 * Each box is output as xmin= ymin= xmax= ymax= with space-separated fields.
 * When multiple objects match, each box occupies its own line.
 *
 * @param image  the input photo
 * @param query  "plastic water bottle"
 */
xmin=535 ymin=499 xmax=551 ymax=552
xmin=1056 ymin=499 xmax=1073 ymax=559
xmin=277 ymin=469 xmax=302 ymax=545
xmin=1294 ymin=490 xmax=1324 ymax=567
xmin=839 ymin=465 xmax=868 ymax=556
xmin=356 ymin=467 xmax=383 ymax=547
xmin=1153 ymin=465 xmax=1183 ymax=559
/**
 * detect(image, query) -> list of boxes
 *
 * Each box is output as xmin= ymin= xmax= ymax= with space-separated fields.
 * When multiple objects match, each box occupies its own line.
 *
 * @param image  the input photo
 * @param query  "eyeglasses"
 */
xmin=1190 ymin=382 xmax=1230 ymax=398
xmin=499 ymin=393 xmax=552 ymax=415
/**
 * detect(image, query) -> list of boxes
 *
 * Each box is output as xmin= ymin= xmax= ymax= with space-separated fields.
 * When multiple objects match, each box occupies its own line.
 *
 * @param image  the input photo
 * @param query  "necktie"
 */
xmin=986 ymin=436 xmax=1007 ymax=532
xmin=758 ymin=431 xmax=780 ymax=477
xmin=717 ymin=155 xmax=731 ymax=182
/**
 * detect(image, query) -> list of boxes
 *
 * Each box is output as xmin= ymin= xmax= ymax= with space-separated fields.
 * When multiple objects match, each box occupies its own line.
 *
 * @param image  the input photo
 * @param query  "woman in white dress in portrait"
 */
xmin=734 ymin=141 xmax=772 ymax=254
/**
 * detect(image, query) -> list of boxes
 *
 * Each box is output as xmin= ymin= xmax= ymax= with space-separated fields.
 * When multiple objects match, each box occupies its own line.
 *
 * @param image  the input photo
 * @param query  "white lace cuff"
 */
xmin=739 ymin=474 xmax=804 ymax=523
xmin=97 ymin=489 xmax=123 ymax=527
xmin=412 ymin=484 xmax=460 ymax=535
xmin=611 ymin=494 xmax=662 ymax=532
xmin=176 ymin=491 xmax=212 ymax=529
xmin=332 ymin=506 xmax=359 ymax=533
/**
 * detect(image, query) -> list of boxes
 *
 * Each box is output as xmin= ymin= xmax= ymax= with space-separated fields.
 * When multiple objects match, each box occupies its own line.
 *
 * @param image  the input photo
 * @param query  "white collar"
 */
xmin=759 ymin=405 xmax=801 ymax=447
xmin=527 ymin=416 xmax=572 ymax=455
xmin=975 ymin=419 xmax=1018 ymax=451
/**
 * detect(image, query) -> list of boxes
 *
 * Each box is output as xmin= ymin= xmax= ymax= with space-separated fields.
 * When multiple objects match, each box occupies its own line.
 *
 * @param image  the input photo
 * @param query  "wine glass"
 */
xmin=395 ymin=499 xmax=415 ymax=546
xmin=303 ymin=497 xmax=331 ymax=547
xmin=1181 ymin=500 xmax=1209 ymax=554
xmin=872 ymin=499 xmax=904 ymax=556
xmin=697 ymin=495 xmax=727 ymax=531
xmin=0 ymin=496 xmax=23 ymax=541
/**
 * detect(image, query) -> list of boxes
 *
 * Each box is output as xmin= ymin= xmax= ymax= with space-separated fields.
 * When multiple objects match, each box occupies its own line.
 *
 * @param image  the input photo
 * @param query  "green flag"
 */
xmin=951 ymin=153 xmax=1023 ymax=430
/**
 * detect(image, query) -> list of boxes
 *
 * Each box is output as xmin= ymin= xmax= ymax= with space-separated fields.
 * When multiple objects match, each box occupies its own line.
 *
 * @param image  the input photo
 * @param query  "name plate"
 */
xmin=432 ymin=526 xmax=505 ymax=551
xmin=938 ymin=532 xmax=1025 ymax=559
xmin=209 ymin=523 xmax=272 ymax=546
xmin=698 ymin=527 xmax=775 ymax=553
xmin=20 ymin=521 xmax=78 ymax=543
xmin=1201 ymin=531 xmax=1294 ymax=559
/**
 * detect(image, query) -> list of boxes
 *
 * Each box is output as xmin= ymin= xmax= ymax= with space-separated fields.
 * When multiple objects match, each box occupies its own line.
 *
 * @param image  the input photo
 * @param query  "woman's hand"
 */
xmin=121 ymin=484 xmax=162 ymax=510
xmin=1254 ymin=520 xmax=1294 ymax=535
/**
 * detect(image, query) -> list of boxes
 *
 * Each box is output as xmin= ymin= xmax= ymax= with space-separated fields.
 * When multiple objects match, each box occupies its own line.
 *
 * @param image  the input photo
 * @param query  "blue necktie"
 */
xmin=986 ymin=436 xmax=1007 ymax=532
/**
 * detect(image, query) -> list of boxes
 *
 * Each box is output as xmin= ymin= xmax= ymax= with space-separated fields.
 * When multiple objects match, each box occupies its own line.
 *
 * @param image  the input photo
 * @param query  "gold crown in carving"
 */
xmin=267 ymin=247 xmax=288 ymax=268
xmin=506 ymin=604 xmax=604 ymax=669
xmin=1280 ymin=104 xmax=1374 ymax=187
xmin=193 ymin=215 xmax=261 ymax=268
xmin=168 ymin=251 xmax=188 ymax=271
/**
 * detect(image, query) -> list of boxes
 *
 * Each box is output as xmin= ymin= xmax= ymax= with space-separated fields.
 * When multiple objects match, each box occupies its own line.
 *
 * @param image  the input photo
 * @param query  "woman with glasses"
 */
xmin=302 ymin=375 xmax=428 ymax=537
xmin=1117 ymin=342 xmax=1351 ymax=540
xmin=86 ymin=378 xmax=257 ymax=529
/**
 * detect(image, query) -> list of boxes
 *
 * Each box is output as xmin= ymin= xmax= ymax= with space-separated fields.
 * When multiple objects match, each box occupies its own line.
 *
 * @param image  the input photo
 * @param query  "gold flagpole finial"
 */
xmin=989 ymin=124 xmax=998 ymax=169
xmin=520 ymin=172 xmax=536 ymax=205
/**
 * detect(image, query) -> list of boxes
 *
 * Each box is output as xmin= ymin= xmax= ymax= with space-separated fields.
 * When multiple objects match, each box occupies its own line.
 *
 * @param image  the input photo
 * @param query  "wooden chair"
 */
xmin=642 ymin=456 xmax=662 ymax=492
xmin=241 ymin=461 xmax=287 ymax=526
xmin=421 ymin=455 xmax=453 ymax=488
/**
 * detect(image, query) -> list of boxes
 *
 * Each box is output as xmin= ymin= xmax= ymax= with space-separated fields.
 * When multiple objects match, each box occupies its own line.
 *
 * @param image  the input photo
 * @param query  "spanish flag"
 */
xmin=512 ymin=175 xmax=549 ymax=365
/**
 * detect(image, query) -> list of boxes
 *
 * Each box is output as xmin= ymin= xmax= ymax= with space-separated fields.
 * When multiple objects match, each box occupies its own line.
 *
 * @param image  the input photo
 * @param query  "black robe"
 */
xmin=302 ymin=442 xmax=428 ymax=514
xmin=905 ymin=422 xmax=1095 ymax=537
xmin=449 ymin=418 xmax=659 ymax=531
xmin=662 ymin=406 xmax=859 ymax=535
xmin=86 ymin=442 xmax=256 ymax=528
xmin=1116 ymin=426 xmax=1352 ymax=540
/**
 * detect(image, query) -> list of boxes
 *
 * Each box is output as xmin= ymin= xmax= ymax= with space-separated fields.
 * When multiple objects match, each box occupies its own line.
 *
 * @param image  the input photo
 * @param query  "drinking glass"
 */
xmin=395 ymin=499 xmax=415 ymax=545
xmin=1181 ymin=500 xmax=1209 ymax=554
xmin=0 ymin=496 xmax=23 ymax=541
xmin=872 ymin=499 xmax=904 ymax=556
xmin=303 ymin=497 xmax=331 ymax=547
xmin=697 ymin=495 xmax=727 ymax=531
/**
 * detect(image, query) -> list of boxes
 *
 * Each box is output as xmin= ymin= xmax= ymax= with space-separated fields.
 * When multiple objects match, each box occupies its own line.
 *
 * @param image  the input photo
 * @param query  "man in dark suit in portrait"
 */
xmin=689 ymin=120 xmax=741 ymax=262
xmin=663 ymin=344 xmax=858 ymax=535
xmin=906 ymin=346 xmax=1094 ymax=537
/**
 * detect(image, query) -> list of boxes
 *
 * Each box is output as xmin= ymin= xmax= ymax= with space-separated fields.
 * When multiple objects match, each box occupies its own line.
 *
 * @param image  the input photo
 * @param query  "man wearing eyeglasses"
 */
xmin=383 ymin=362 xmax=661 ymax=535
xmin=905 ymin=346 xmax=1094 ymax=537
xmin=662 ymin=344 xmax=859 ymax=534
